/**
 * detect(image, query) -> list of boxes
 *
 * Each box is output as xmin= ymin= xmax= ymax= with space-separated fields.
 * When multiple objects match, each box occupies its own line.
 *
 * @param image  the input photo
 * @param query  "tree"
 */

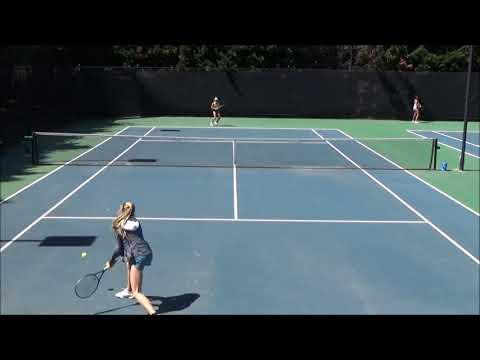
xmin=355 ymin=45 xmax=387 ymax=70
xmin=4 ymin=45 xmax=476 ymax=72
xmin=384 ymin=45 xmax=409 ymax=70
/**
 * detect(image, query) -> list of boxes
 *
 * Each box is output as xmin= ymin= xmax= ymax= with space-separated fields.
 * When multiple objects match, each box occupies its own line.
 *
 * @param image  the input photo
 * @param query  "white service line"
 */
xmin=232 ymin=141 xmax=238 ymax=219
xmin=315 ymin=129 xmax=479 ymax=264
xmin=430 ymin=130 xmax=480 ymax=148
xmin=434 ymin=130 xmax=480 ymax=134
xmin=141 ymin=135 xmax=421 ymax=143
xmin=357 ymin=129 xmax=479 ymax=216
xmin=407 ymin=129 xmax=444 ymax=141
xmin=407 ymin=130 xmax=479 ymax=159
xmin=0 ymin=127 xmax=155 ymax=253
xmin=128 ymin=125 xmax=344 ymax=131
xmin=33 ymin=131 xmax=159 ymax=138
xmin=408 ymin=129 xmax=480 ymax=134
xmin=140 ymin=138 xmax=233 ymax=143
xmin=43 ymin=216 xmax=426 ymax=224
xmin=0 ymin=126 xmax=132 ymax=205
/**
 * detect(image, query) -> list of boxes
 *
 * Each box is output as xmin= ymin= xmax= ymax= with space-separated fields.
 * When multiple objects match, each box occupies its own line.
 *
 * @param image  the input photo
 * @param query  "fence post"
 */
xmin=459 ymin=45 xmax=474 ymax=171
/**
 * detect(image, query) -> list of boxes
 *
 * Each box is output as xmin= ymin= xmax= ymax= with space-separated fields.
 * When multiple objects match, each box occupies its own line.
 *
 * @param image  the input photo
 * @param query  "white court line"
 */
xmin=43 ymin=216 xmax=426 ymax=224
xmin=139 ymin=138 xmax=328 ymax=143
xmin=0 ymin=126 xmax=132 ymax=205
xmin=432 ymin=130 xmax=479 ymax=134
xmin=352 ymin=129 xmax=480 ymax=216
xmin=129 ymin=125 xmax=345 ymax=131
xmin=410 ymin=129 xmax=480 ymax=138
xmin=312 ymin=129 xmax=479 ymax=265
xmin=140 ymin=135 xmax=422 ymax=142
xmin=141 ymin=139 xmax=332 ymax=144
xmin=232 ymin=141 xmax=238 ymax=219
xmin=35 ymin=131 xmax=328 ymax=142
xmin=0 ymin=127 xmax=156 ymax=253
xmin=406 ymin=130 xmax=480 ymax=159
xmin=430 ymin=130 xmax=480 ymax=148
xmin=140 ymin=137 xmax=424 ymax=144
xmin=140 ymin=138 xmax=233 ymax=143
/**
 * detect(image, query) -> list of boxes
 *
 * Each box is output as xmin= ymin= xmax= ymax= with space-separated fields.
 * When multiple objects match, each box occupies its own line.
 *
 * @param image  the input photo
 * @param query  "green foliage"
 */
xmin=355 ymin=45 xmax=387 ymax=70
xmin=384 ymin=45 xmax=409 ymax=70
xmin=408 ymin=45 xmax=472 ymax=72
xmin=438 ymin=46 xmax=468 ymax=71
xmin=409 ymin=45 xmax=436 ymax=71
xmin=2 ymin=45 xmax=479 ymax=72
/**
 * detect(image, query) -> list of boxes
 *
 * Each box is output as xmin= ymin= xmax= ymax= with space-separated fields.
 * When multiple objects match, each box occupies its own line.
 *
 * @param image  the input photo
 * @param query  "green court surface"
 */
xmin=1 ymin=117 xmax=479 ymax=213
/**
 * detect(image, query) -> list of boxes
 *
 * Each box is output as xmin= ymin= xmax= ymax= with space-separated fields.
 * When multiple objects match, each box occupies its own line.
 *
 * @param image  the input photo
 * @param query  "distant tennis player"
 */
xmin=105 ymin=201 xmax=156 ymax=315
xmin=210 ymin=96 xmax=223 ymax=126
xmin=412 ymin=95 xmax=422 ymax=123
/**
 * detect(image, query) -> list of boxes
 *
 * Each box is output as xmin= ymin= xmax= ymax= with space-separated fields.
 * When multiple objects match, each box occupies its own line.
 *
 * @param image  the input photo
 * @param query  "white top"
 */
xmin=413 ymin=99 xmax=420 ymax=111
xmin=122 ymin=219 xmax=139 ymax=231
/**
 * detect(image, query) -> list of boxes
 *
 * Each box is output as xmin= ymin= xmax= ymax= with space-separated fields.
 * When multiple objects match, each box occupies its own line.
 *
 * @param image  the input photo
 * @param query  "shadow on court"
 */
xmin=94 ymin=293 xmax=200 ymax=315
xmin=0 ymin=236 xmax=97 ymax=247
xmin=0 ymin=116 xmax=124 ymax=193
xmin=40 ymin=236 xmax=96 ymax=246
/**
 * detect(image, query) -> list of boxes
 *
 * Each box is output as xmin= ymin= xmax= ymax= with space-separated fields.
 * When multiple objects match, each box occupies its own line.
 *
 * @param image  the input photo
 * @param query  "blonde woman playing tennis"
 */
xmin=105 ymin=201 xmax=156 ymax=315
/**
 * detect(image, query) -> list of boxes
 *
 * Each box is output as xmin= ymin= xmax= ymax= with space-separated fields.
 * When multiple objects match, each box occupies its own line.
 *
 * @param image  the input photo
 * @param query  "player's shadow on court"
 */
xmin=150 ymin=293 xmax=200 ymax=314
xmin=94 ymin=293 xmax=200 ymax=315
xmin=3 ymin=236 xmax=97 ymax=246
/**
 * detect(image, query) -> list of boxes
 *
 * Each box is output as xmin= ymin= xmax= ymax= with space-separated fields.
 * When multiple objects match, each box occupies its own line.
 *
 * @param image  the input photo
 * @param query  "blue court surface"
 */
xmin=408 ymin=129 xmax=480 ymax=159
xmin=1 ymin=126 xmax=479 ymax=314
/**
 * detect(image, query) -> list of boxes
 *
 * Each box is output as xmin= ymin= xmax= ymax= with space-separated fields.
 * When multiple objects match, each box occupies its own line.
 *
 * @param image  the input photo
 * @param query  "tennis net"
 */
xmin=31 ymin=132 xmax=438 ymax=170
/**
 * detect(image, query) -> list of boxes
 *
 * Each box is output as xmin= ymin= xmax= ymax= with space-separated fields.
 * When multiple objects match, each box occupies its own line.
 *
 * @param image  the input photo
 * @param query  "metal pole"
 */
xmin=349 ymin=45 xmax=353 ymax=72
xmin=459 ymin=45 xmax=474 ymax=171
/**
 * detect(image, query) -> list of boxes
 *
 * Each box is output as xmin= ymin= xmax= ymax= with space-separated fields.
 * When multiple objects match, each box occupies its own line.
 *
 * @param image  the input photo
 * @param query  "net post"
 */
xmin=431 ymin=138 xmax=438 ymax=170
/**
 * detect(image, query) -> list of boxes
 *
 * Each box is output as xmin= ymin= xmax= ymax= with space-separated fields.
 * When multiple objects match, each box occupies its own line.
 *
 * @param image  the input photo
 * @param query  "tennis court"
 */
xmin=408 ymin=129 xmax=480 ymax=158
xmin=1 ymin=126 xmax=478 ymax=314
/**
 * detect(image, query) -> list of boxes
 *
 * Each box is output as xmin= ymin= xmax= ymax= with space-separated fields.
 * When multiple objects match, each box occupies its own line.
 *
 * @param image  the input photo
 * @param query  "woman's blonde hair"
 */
xmin=112 ymin=201 xmax=135 ymax=238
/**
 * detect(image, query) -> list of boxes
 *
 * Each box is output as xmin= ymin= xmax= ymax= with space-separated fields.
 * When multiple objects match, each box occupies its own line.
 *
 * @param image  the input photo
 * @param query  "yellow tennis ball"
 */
xmin=81 ymin=252 xmax=87 ymax=258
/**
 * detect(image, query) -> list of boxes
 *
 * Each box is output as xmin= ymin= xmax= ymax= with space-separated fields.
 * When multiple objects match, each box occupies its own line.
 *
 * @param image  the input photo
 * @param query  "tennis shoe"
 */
xmin=115 ymin=288 xmax=133 ymax=299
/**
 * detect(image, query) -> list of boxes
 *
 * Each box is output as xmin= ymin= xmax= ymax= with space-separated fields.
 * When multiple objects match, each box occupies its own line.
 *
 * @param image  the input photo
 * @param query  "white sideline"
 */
xmin=0 ymin=128 xmax=155 ymax=253
xmin=232 ymin=141 xmax=238 ymax=219
xmin=353 ymin=129 xmax=480 ymax=216
xmin=43 ymin=216 xmax=427 ymax=224
xmin=406 ymin=129 xmax=479 ymax=158
xmin=0 ymin=126 xmax=132 ymax=204
xmin=311 ymin=129 xmax=479 ymax=265
xmin=429 ymin=130 xmax=480 ymax=148
xmin=129 ymin=125 xmax=344 ymax=131
xmin=408 ymin=130 xmax=480 ymax=159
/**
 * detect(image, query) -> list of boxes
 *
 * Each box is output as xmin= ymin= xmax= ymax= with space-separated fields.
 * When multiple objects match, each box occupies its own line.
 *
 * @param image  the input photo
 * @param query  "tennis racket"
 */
xmin=74 ymin=266 xmax=109 ymax=299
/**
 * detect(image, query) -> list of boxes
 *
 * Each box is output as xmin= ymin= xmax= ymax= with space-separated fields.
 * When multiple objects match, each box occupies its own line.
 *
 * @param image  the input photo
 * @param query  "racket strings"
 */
xmin=75 ymin=274 xmax=99 ymax=298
